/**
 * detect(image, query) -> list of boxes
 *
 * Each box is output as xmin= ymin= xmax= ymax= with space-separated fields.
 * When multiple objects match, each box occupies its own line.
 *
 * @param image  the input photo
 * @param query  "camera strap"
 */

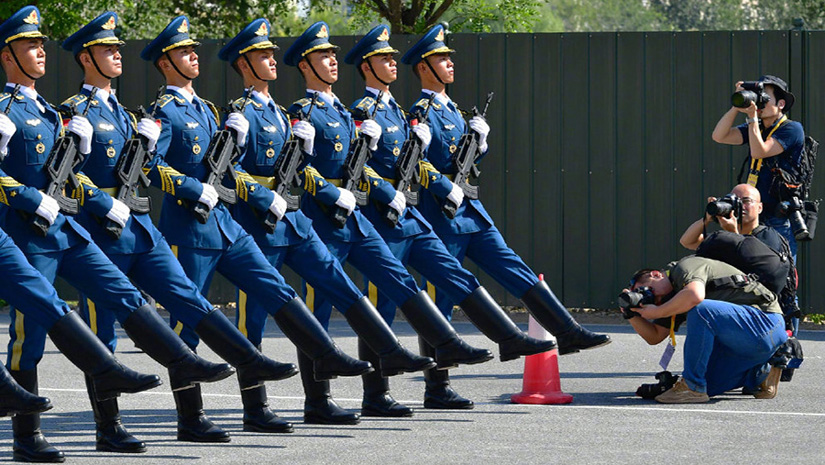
xmin=747 ymin=115 xmax=788 ymax=187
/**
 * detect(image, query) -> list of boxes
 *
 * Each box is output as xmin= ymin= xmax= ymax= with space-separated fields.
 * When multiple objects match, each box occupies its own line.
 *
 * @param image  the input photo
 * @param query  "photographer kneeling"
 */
xmin=622 ymin=257 xmax=788 ymax=403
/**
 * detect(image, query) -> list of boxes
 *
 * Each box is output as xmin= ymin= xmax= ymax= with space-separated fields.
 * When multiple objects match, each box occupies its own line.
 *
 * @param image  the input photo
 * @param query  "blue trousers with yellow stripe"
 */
xmin=1 ymin=229 xmax=76 ymax=370
xmin=236 ymin=228 xmax=363 ymax=344
xmin=77 ymin=237 xmax=216 ymax=353
xmin=430 ymin=224 xmax=538 ymax=317
xmin=6 ymin=240 xmax=147 ymax=371
xmin=171 ymin=233 xmax=298 ymax=349
xmin=368 ymin=228 xmax=479 ymax=321
xmin=308 ymin=225 xmax=421 ymax=328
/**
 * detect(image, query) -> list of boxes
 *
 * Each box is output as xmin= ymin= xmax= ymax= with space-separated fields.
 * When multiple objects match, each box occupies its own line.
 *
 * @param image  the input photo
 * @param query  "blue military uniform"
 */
xmin=140 ymin=17 xmax=299 ymax=349
xmin=60 ymin=12 xmax=227 ymax=353
xmin=283 ymin=22 xmax=425 ymax=327
xmin=217 ymin=18 xmax=372 ymax=342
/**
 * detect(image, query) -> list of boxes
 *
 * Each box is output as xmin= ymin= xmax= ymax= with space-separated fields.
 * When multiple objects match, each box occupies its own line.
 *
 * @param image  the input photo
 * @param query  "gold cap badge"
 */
xmin=255 ymin=22 xmax=268 ymax=36
xmin=177 ymin=19 xmax=189 ymax=34
xmin=435 ymin=29 xmax=444 ymax=41
xmin=316 ymin=25 xmax=328 ymax=38
xmin=102 ymin=16 xmax=116 ymax=30
xmin=377 ymin=29 xmax=389 ymax=42
xmin=23 ymin=10 xmax=39 ymax=25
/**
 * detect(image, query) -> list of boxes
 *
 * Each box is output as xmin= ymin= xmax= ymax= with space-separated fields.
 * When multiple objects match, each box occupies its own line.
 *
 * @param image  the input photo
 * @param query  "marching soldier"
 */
xmin=218 ymin=18 xmax=435 ymax=426
xmin=59 ymin=12 xmax=306 ymax=448
xmin=0 ymin=6 xmax=236 ymax=461
xmin=139 ymin=16 xmax=374 ymax=439
xmin=343 ymin=25 xmax=556 ymax=410
xmin=401 ymin=25 xmax=610 ymax=360
xmin=283 ymin=21 xmax=496 ymax=417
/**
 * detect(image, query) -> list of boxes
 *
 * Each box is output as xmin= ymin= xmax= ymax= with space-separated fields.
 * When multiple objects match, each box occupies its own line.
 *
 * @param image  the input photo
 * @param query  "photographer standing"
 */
xmin=711 ymin=75 xmax=805 ymax=259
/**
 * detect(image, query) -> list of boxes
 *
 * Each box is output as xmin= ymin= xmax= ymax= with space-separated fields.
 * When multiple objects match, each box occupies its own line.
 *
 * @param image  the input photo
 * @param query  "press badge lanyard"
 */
xmin=747 ymin=114 xmax=788 ymax=187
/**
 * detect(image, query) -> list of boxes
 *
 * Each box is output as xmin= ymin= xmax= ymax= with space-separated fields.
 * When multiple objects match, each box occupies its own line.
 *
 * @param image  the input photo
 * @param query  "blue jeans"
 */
xmin=763 ymin=216 xmax=800 ymax=335
xmin=682 ymin=300 xmax=787 ymax=396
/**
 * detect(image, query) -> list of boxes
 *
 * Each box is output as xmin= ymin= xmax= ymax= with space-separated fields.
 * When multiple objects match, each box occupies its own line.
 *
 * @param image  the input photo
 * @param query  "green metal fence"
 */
xmin=27 ymin=30 xmax=825 ymax=312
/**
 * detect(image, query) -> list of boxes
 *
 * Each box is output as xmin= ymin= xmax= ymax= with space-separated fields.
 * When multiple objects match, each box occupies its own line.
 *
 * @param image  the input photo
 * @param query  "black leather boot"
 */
xmin=173 ymin=384 xmax=230 ymax=443
xmin=121 ymin=304 xmax=235 ymax=391
xmin=0 ymin=366 xmax=51 ymax=417
xmin=241 ymin=384 xmax=294 ymax=433
xmin=273 ymin=297 xmax=372 ymax=381
xmin=47 ymin=311 xmax=161 ymax=401
xmin=419 ymin=339 xmax=473 ymax=410
xmin=344 ymin=297 xmax=435 ymax=376
xmin=298 ymin=352 xmax=359 ymax=425
xmin=10 ymin=370 xmax=64 ymax=463
xmin=520 ymin=280 xmax=611 ymax=355
xmin=460 ymin=287 xmax=557 ymax=361
xmin=400 ymin=291 xmax=493 ymax=369
xmin=85 ymin=375 xmax=146 ymax=453
xmin=195 ymin=308 xmax=297 ymax=389
xmin=359 ymin=339 xmax=412 ymax=417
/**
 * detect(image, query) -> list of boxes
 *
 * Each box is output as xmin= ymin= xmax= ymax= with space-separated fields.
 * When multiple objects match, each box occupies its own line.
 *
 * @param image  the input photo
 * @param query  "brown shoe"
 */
xmin=654 ymin=379 xmax=709 ymax=404
xmin=753 ymin=366 xmax=782 ymax=399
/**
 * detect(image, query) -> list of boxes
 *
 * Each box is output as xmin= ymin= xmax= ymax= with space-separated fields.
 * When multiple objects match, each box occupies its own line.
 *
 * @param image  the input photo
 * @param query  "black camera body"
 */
xmin=618 ymin=286 xmax=655 ymax=310
xmin=776 ymin=196 xmax=811 ymax=240
xmin=706 ymin=193 xmax=743 ymax=220
xmin=732 ymin=81 xmax=772 ymax=109
xmin=636 ymin=371 xmax=680 ymax=400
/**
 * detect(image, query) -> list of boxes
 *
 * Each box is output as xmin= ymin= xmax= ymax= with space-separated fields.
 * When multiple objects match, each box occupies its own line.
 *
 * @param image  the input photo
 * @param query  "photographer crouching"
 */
xmin=619 ymin=257 xmax=788 ymax=403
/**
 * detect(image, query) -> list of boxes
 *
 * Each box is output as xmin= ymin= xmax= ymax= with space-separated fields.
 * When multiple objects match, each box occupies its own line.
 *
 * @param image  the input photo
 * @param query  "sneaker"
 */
xmin=654 ymin=379 xmax=709 ymax=404
xmin=753 ymin=366 xmax=782 ymax=399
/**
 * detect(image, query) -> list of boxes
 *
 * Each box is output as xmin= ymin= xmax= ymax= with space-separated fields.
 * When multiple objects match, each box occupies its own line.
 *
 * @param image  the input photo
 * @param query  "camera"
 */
xmin=618 ymin=286 xmax=655 ymax=310
xmin=732 ymin=81 xmax=772 ymax=109
xmin=706 ymin=193 xmax=742 ymax=220
xmin=776 ymin=196 xmax=810 ymax=240
xmin=636 ymin=371 xmax=680 ymax=400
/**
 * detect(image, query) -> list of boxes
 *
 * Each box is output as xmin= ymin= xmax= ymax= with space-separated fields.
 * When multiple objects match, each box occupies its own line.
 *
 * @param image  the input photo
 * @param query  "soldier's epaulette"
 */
xmin=61 ymin=94 xmax=88 ymax=109
xmin=294 ymin=97 xmax=311 ymax=108
xmin=154 ymin=94 xmax=181 ymax=108
xmin=413 ymin=98 xmax=430 ymax=110
xmin=355 ymin=97 xmax=376 ymax=113
xmin=233 ymin=96 xmax=261 ymax=109
xmin=0 ymin=92 xmax=22 ymax=106
xmin=201 ymin=99 xmax=221 ymax=124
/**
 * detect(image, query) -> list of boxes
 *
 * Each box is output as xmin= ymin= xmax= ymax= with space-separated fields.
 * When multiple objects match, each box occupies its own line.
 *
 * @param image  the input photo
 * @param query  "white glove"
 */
xmin=335 ymin=187 xmax=356 ymax=215
xmin=198 ymin=183 xmax=219 ymax=210
xmin=388 ymin=190 xmax=406 ymax=215
xmin=137 ymin=117 xmax=161 ymax=152
xmin=35 ymin=193 xmax=59 ymax=226
xmin=447 ymin=181 xmax=464 ymax=208
xmin=411 ymin=122 xmax=431 ymax=149
xmin=291 ymin=120 xmax=315 ymax=154
xmin=468 ymin=116 xmax=490 ymax=153
xmin=360 ymin=119 xmax=381 ymax=151
xmin=225 ymin=112 xmax=249 ymax=147
xmin=0 ymin=113 xmax=16 ymax=155
xmin=268 ymin=190 xmax=287 ymax=221
xmin=105 ymin=198 xmax=130 ymax=227
xmin=67 ymin=115 xmax=93 ymax=155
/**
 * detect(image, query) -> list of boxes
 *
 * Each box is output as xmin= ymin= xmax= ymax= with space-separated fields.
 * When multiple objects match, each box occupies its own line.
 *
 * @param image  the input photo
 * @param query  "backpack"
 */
xmin=696 ymin=229 xmax=801 ymax=321
xmin=768 ymin=135 xmax=818 ymax=201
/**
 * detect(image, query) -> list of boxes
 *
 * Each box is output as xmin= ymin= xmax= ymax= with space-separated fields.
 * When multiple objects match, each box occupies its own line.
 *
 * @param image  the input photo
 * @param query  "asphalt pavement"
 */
xmin=1 ymin=313 xmax=822 ymax=464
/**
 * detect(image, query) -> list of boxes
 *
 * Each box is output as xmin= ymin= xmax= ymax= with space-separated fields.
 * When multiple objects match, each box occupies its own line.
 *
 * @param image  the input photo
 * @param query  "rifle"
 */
xmin=260 ymin=92 xmax=319 ymax=233
xmin=442 ymin=91 xmax=493 ymax=219
xmin=380 ymin=93 xmax=436 ymax=228
xmin=103 ymin=86 xmax=164 ymax=239
xmin=329 ymin=90 xmax=383 ymax=228
xmin=30 ymin=87 xmax=98 ymax=237
xmin=190 ymin=86 xmax=254 ymax=224
xmin=0 ymin=85 xmax=21 ymax=163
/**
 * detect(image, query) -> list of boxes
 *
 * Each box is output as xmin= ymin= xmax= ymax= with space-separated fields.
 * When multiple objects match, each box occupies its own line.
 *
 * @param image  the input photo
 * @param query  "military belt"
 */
xmin=100 ymin=187 xmax=118 ymax=196
xmin=250 ymin=174 xmax=276 ymax=189
xmin=326 ymin=178 xmax=344 ymax=187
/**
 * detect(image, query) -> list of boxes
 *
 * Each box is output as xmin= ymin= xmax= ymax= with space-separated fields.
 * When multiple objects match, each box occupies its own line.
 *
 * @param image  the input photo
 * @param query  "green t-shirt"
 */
xmin=668 ymin=256 xmax=780 ymax=314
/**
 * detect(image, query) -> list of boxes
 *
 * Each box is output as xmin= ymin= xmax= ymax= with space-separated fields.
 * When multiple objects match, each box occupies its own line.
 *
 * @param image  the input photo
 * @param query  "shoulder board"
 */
xmin=0 ymin=93 xmax=10 ymax=105
xmin=355 ymin=97 xmax=376 ymax=112
xmin=294 ymin=97 xmax=312 ymax=108
xmin=60 ymin=94 xmax=89 ymax=109
xmin=155 ymin=94 xmax=179 ymax=108
xmin=413 ymin=98 xmax=430 ymax=109
xmin=233 ymin=96 xmax=262 ymax=109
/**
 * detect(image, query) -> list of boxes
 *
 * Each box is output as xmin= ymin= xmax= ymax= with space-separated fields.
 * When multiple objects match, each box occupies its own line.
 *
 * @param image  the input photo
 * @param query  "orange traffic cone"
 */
xmin=511 ymin=315 xmax=573 ymax=405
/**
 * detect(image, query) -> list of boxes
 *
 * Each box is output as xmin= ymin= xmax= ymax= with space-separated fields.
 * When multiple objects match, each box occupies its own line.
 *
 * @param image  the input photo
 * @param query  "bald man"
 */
xmin=680 ymin=184 xmax=766 ymax=249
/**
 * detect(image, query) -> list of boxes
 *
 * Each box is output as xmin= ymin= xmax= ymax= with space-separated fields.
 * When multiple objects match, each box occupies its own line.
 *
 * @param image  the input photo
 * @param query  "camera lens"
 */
xmin=732 ymin=90 xmax=756 ymax=108
xmin=707 ymin=201 xmax=733 ymax=217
